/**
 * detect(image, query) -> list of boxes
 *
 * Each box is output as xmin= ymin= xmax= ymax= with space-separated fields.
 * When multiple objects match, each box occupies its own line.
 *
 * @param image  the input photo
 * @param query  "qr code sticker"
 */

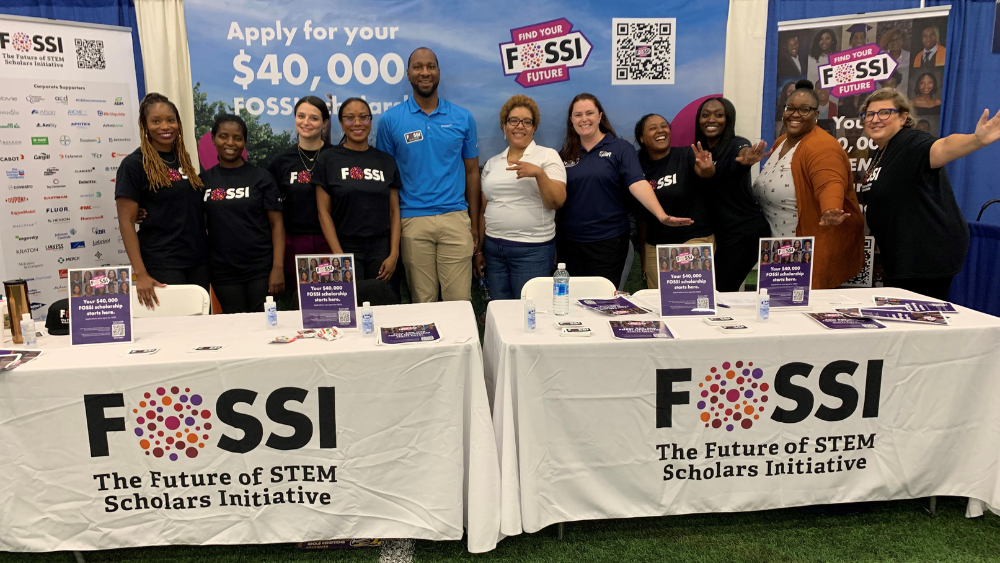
xmin=338 ymin=309 xmax=351 ymax=324
xmin=841 ymin=236 xmax=875 ymax=288
xmin=697 ymin=297 xmax=709 ymax=309
xmin=75 ymin=38 xmax=106 ymax=70
xmin=112 ymin=321 xmax=125 ymax=337
xmin=793 ymin=289 xmax=805 ymax=303
xmin=612 ymin=18 xmax=675 ymax=85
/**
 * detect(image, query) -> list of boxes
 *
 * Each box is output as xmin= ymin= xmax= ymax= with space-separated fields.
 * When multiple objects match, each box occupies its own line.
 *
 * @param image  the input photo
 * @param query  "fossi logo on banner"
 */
xmin=500 ymin=18 xmax=593 ymax=88
xmin=0 ymin=32 xmax=63 ymax=53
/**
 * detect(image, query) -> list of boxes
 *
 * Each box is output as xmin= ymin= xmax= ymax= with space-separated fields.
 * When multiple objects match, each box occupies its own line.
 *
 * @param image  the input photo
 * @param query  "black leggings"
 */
xmin=556 ymin=232 xmax=630 ymax=287
xmin=340 ymin=234 xmax=401 ymax=298
xmin=213 ymin=278 xmax=269 ymax=314
xmin=714 ymin=224 xmax=773 ymax=292
xmin=146 ymin=264 xmax=211 ymax=294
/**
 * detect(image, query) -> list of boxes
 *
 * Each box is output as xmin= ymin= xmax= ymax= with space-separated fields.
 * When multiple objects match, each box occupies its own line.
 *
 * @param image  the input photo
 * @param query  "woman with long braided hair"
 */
xmin=115 ymin=93 xmax=209 ymax=309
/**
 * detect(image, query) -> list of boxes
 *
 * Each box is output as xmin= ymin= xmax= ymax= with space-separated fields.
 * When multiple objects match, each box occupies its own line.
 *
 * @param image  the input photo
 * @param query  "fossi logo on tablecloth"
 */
xmin=656 ymin=359 xmax=883 ymax=432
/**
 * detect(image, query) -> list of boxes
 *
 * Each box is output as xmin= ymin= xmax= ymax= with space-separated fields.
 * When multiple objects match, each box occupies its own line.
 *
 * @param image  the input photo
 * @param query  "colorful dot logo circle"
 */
xmin=166 ymin=168 xmax=182 ymax=182
xmin=210 ymin=188 xmax=225 ymax=201
xmin=11 ymin=33 xmax=32 ymax=52
xmin=696 ymin=360 xmax=769 ymax=432
xmin=131 ymin=386 xmax=213 ymax=461
xmin=349 ymin=166 xmax=364 ymax=180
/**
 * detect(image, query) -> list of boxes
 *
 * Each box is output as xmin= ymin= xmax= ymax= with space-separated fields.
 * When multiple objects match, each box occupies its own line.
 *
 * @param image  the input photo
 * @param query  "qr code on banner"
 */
xmin=793 ymin=289 xmax=805 ymax=303
xmin=75 ymin=38 xmax=106 ymax=70
xmin=612 ymin=18 xmax=675 ymax=85
xmin=338 ymin=309 xmax=351 ymax=324
xmin=697 ymin=297 xmax=709 ymax=310
xmin=112 ymin=322 xmax=125 ymax=338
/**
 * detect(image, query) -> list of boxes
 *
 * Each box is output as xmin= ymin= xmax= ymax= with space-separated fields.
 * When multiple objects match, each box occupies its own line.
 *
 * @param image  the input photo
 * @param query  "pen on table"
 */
xmin=718 ymin=303 xmax=730 ymax=308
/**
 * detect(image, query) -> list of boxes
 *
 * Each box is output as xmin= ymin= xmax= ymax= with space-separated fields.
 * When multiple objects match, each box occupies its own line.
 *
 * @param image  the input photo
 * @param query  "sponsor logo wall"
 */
xmin=0 ymin=15 xmax=140 ymax=319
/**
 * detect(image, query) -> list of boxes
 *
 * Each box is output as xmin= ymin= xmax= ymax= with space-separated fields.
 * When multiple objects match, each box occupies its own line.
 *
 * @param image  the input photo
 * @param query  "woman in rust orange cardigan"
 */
xmin=751 ymin=80 xmax=864 ymax=288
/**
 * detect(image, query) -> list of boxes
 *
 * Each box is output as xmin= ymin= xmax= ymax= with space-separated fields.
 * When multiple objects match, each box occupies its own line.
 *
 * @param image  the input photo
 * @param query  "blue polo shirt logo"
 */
xmin=404 ymin=130 xmax=423 ymax=144
xmin=599 ymin=151 xmax=612 ymax=158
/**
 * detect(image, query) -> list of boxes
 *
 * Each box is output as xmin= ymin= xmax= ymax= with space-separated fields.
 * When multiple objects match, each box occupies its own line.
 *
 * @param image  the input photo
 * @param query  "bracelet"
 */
xmin=474 ymin=252 xmax=483 ymax=256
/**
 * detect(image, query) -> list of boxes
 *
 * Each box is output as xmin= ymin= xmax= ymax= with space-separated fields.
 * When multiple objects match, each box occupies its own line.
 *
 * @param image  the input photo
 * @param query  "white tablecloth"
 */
xmin=484 ymin=288 xmax=1000 ymax=535
xmin=0 ymin=302 xmax=501 ymax=553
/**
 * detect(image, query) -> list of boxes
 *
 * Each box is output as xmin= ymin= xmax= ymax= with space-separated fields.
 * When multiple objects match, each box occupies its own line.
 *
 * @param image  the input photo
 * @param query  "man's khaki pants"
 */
xmin=400 ymin=210 xmax=474 ymax=302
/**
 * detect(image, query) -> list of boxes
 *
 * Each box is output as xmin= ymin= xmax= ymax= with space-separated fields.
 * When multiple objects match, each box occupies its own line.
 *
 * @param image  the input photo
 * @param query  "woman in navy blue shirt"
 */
xmin=556 ymin=93 xmax=692 ymax=285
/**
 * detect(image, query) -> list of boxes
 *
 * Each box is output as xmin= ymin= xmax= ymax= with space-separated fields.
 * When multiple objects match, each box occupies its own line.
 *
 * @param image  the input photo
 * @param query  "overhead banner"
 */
xmin=0 ymin=15 xmax=138 ymax=321
xmin=183 ymin=0 xmax=728 ymax=166
xmin=774 ymin=7 xmax=950 ymax=286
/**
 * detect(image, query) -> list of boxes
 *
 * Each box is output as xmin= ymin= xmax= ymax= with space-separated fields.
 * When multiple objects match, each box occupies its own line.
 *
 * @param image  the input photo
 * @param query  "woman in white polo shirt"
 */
xmin=474 ymin=95 xmax=567 ymax=300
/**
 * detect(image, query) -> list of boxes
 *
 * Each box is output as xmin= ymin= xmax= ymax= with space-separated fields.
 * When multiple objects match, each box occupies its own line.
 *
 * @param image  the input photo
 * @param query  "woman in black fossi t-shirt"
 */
xmin=115 ymin=93 xmax=208 ymax=309
xmin=860 ymin=88 xmax=1000 ymax=300
xmin=201 ymin=114 xmax=285 ymax=314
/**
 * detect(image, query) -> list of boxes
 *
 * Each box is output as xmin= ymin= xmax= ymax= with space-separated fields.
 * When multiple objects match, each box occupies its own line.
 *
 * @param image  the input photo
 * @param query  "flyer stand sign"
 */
xmin=656 ymin=243 xmax=717 ymax=317
xmin=757 ymin=237 xmax=814 ymax=308
xmin=69 ymin=266 xmax=133 ymax=346
xmin=296 ymin=253 xmax=358 ymax=329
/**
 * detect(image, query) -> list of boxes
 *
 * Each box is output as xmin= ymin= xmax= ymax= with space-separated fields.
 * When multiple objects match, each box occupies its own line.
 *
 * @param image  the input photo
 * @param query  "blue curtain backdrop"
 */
xmin=762 ymin=0 xmax=1000 ymax=221
xmin=0 ymin=0 xmax=145 ymax=99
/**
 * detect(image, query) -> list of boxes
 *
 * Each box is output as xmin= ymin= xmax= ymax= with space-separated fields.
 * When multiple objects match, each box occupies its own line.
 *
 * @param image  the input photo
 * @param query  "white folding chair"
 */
xmin=132 ymin=284 xmax=211 ymax=318
xmin=520 ymin=276 xmax=616 ymax=300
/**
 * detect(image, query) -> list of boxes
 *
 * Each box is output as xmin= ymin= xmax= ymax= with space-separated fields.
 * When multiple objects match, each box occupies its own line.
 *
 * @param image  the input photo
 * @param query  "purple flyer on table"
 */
xmin=806 ymin=312 xmax=885 ymax=330
xmin=836 ymin=308 xmax=949 ymax=326
xmin=609 ymin=320 xmax=675 ymax=339
xmin=379 ymin=323 xmax=442 ymax=345
xmin=656 ymin=244 xmax=717 ymax=317
xmin=69 ymin=266 xmax=133 ymax=346
xmin=873 ymin=296 xmax=957 ymax=313
xmin=576 ymin=297 xmax=652 ymax=316
xmin=297 ymin=253 xmax=358 ymax=329
xmin=757 ymin=237 xmax=814 ymax=308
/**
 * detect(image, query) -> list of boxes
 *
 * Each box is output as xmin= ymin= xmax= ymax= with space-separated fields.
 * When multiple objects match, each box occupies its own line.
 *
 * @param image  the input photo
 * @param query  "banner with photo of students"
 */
xmin=656 ymin=243 xmax=716 ymax=317
xmin=69 ymin=266 xmax=132 ymax=346
xmin=757 ymin=237 xmax=814 ymax=309
xmin=296 ymin=253 xmax=357 ymax=329
xmin=775 ymin=8 xmax=950 ymax=286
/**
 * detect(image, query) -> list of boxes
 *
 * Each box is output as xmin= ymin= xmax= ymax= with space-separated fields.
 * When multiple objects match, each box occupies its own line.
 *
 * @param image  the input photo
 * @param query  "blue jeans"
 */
xmin=483 ymin=237 xmax=556 ymax=300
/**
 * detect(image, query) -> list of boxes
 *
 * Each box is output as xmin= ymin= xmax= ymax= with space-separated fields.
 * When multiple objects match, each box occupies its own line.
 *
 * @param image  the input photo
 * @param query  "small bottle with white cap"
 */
xmin=757 ymin=289 xmax=770 ymax=323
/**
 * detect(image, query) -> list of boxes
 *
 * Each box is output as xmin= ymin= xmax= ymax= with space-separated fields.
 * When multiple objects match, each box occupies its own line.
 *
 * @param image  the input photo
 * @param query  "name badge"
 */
xmin=404 ymin=130 xmax=424 ymax=144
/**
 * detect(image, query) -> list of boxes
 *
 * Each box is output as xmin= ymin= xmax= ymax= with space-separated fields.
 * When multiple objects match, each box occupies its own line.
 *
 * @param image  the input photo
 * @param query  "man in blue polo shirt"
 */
xmin=376 ymin=47 xmax=481 ymax=303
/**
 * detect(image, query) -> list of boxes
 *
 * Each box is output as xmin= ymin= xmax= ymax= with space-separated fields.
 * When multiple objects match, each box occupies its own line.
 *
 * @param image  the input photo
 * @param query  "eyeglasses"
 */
xmin=861 ymin=108 xmax=900 ymax=122
xmin=783 ymin=105 xmax=817 ymax=116
xmin=342 ymin=115 xmax=372 ymax=125
xmin=506 ymin=117 xmax=534 ymax=128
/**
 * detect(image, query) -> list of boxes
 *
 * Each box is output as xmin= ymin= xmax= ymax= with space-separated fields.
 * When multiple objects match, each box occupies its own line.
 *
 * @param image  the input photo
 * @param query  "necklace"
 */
xmin=297 ymin=144 xmax=322 ymax=173
xmin=160 ymin=152 xmax=178 ymax=166
xmin=864 ymin=146 xmax=886 ymax=184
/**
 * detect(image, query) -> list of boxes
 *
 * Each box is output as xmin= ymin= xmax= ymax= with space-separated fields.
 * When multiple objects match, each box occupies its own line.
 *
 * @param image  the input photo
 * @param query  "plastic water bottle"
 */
xmin=553 ymin=262 xmax=570 ymax=316
xmin=478 ymin=275 xmax=490 ymax=303
xmin=523 ymin=298 xmax=536 ymax=333
xmin=21 ymin=313 xmax=37 ymax=346
xmin=265 ymin=296 xmax=278 ymax=329
xmin=757 ymin=289 xmax=770 ymax=323
xmin=360 ymin=301 xmax=374 ymax=337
